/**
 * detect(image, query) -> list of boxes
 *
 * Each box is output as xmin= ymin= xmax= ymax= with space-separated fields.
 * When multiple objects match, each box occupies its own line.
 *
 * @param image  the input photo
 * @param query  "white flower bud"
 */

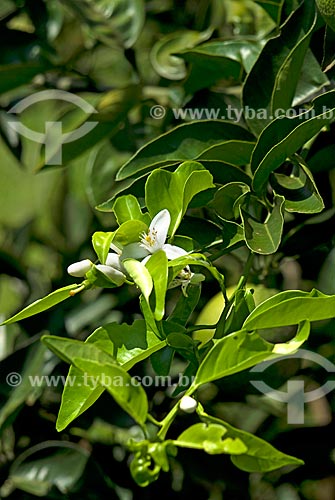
xmin=179 ymin=396 xmax=197 ymax=414
xmin=67 ymin=259 xmax=92 ymax=277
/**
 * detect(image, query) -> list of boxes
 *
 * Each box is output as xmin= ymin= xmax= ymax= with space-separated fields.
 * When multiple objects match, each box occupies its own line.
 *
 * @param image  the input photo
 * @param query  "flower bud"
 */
xmin=179 ymin=396 xmax=197 ymax=413
xmin=67 ymin=259 xmax=92 ymax=277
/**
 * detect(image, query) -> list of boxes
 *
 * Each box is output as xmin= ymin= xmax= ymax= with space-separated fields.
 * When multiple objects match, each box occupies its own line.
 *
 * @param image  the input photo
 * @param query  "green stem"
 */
xmin=146 ymin=414 xmax=162 ymax=427
xmin=157 ymin=386 xmax=196 ymax=440
xmin=187 ymin=323 xmax=218 ymax=333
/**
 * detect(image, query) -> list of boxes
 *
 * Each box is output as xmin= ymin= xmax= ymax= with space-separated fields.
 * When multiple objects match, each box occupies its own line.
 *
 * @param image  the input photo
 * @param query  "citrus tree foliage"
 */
xmin=1 ymin=0 xmax=335 ymax=498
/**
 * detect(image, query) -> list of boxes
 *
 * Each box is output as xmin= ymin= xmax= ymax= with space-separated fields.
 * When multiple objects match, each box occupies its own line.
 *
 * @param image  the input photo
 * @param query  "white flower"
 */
xmin=179 ymin=396 xmax=198 ymax=413
xmin=140 ymin=209 xmax=187 ymax=260
xmin=67 ymin=259 xmax=93 ymax=277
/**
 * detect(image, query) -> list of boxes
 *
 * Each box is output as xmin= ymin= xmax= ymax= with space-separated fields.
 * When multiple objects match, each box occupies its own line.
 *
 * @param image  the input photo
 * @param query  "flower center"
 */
xmin=141 ymin=228 xmax=157 ymax=250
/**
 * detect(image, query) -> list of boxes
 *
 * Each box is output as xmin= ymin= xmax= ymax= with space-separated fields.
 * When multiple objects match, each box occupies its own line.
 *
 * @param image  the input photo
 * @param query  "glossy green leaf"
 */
xmin=92 ymin=231 xmax=114 ymax=264
xmin=181 ymin=39 xmax=263 ymax=93
xmin=42 ymin=335 xmax=148 ymax=425
xmin=150 ymin=28 xmax=212 ymax=80
xmin=112 ymin=219 xmax=148 ymax=246
xmin=254 ymin=0 xmax=285 ymax=24
xmin=116 ymin=121 xmax=255 ymax=181
xmin=74 ymin=357 xmax=148 ymax=425
xmin=212 ymin=182 xmax=250 ymax=220
xmin=243 ymin=288 xmax=335 ymax=330
xmin=5 ymin=442 xmax=90 ymax=497
xmin=123 ymin=259 xmax=153 ymax=302
xmin=145 ymin=161 xmax=214 ymax=236
xmin=168 ymin=283 xmax=201 ymax=326
xmin=293 ymin=50 xmax=330 ymax=106
xmin=55 ymin=320 xmax=165 ymax=431
xmin=1 ymin=284 xmax=80 ymax=325
xmin=240 ymin=195 xmax=285 ymax=254
xmin=243 ymin=2 xmax=317 ymax=134
xmin=198 ymin=141 xmax=256 ymax=167
xmin=200 ymin=161 xmax=252 ymax=186
xmin=145 ymin=250 xmax=168 ymax=321
xmin=197 ymin=407 xmax=303 ymax=472
xmin=175 ymin=423 xmax=247 ymax=455
xmin=112 ymin=194 xmax=150 ymax=225
xmin=270 ymin=158 xmax=324 ymax=213
xmin=192 ymin=323 xmax=309 ymax=389
xmin=251 ymin=90 xmax=335 ymax=193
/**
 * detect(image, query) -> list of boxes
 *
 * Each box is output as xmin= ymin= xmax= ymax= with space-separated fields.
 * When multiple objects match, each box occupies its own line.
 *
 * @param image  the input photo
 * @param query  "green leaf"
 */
xmin=192 ymin=330 xmax=274 ymax=388
xmin=145 ymin=250 xmax=168 ymax=321
xmin=197 ymin=407 xmax=303 ymax=472
xmin=270 ymin=158 xmax=324 ymax=213
xmin=73 ymin=357 xmax=148 ymax=425
xmin=212 ymin=182 xmax=250 ymax=220
xmin=243 ymin=288 xmax=335 ymax=330
xmin=92 ymin=231 xmax=114 ymax=264
xmin=200 ymin=161 xmax=252 ymax=186
xmin=198 ymin=141 xmax=256 ymax=167
xmin=5 ymin=442 xmax=90 ymax=497
xmin=254 ymin=0 xmax=285 ymax=25
xmin=243 ymin=2 xmax=317 ymax=134
xmin=42 ymin=335 xmax=148 ymax=425
xmin=240 ymin=195 xmax=285 ymax=254
xmin=192 ymin=322 xmax=309 ymax=389
xmin=112 ymin=194 xmax=150 ymax=225
xmin=175 ymin=423 xmax=247 ymax=455
xmin=0 ymin=62 xmax=51 ymax=94
xmin=181 ymin=39 xmax=264 ymax=93
xmin=150 ymin=28 xmax=212 ymax=80
xmin=145 ymin=161 xmax=214 ymax=236
xmin=1 ymin=284 xmax=81 ymax=325
xmin=251 ymin=90 xmax=335 ymax=193
xmin=55 ymin=320 xmax=166 ymax=431
xmin=293 ymin=49 xmax=330 ymax=106
xmin=116 ymin=121 xmax=255 ymax=181
xmin=112 ymin=219 xmax=148 ymax=246
xmin=123 ymin=259 xmax=153 ymax=302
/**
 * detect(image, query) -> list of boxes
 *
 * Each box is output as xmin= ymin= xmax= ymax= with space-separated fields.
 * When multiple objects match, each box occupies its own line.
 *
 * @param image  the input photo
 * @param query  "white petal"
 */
xmin=121 ymin=242 xmax=149 ymax=260
xmin=67 ymin=259 xmax=92 ymax=277
xmin=150 ymin=209 xmax=170 ymax=247
xmin=95 ymin=264 xmax=126 ymax=286
xmin=179 ymin=396 xmax=197 ymax=413
xmin=110 ymin=242 xmax=122 ymax=254
xmin=105 ymin=252 xmax=123 ymax=270
xmin=163 ymin=244 xmax=187 ymax=260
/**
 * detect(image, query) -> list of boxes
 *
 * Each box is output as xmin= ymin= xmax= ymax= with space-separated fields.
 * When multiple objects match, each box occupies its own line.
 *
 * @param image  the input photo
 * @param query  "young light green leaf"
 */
xmin=243 ymin=288 xmax=335 ymax=330
xmin=240 ymin=195 xmax=285 ymax=254
xmin=92 ymin=231 xmax=114 ymax=264
xmin=112 ymin=195 xmax=151 ymax=225
xmin=145 ymin=161 xmax=214 ymax=236
xmin=116 ymin=121 xmax=255 ymax=181
xmin=1 ymin=284 xmax=81 ymax=325
xmin=197 ymin=406 xmax=303 ymax=472
xmin=145 ymin=250 xmax=168 ymax=321
xmin=175 ymin=423 xmax=247 ymax=455
xmin=123 ymin=259 xmax=153 ymax=302
xmin=112 ymin=219 xmax=148 ymax=246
